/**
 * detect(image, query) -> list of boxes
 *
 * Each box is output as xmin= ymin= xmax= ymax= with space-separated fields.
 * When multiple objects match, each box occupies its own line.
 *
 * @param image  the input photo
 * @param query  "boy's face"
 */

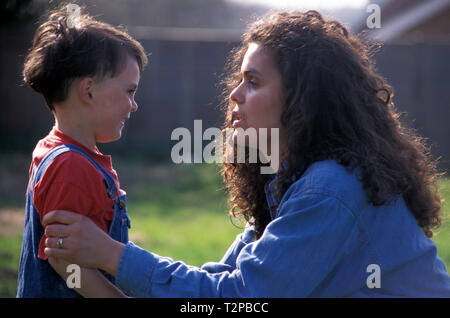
xmin=90 ymin=55 xmax=141 ymax=143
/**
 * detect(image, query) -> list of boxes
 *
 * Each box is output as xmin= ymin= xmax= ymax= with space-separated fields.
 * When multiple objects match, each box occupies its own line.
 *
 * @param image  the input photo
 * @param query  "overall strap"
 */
xmin=31 ymin=144 xmax=118 ymax=198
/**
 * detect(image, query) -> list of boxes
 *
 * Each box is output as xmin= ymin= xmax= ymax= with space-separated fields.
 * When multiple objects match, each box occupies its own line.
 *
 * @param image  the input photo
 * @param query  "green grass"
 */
xmin=0 ymin=235 xmax=23 ymax=297
xmin=431 ymin=178 xmax=450 ymax=268
xmin=122 ymin=163 xmax=242 ymax=265
xmin=1 ymin=157 xmax=449 ymax=297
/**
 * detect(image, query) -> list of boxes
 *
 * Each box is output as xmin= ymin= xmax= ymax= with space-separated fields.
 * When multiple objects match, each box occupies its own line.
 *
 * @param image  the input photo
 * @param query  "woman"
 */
xmin=43 ymin=10 xmax=450 ymax=297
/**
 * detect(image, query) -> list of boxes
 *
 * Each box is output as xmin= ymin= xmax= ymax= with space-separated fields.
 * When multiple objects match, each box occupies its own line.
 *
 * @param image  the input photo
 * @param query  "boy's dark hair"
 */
xmin=23 ymin=4 xmax=148 ymax=110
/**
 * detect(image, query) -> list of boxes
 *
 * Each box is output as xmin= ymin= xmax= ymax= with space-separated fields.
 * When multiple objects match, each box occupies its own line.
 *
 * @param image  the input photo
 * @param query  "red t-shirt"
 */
xmin=31 ymin=127 xmax=121 ymax=260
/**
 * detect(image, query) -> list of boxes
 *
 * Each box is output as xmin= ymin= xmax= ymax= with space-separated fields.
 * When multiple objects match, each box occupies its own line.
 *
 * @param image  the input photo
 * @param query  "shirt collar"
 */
xmin=264 ymin=160 xmax=289 ymax=220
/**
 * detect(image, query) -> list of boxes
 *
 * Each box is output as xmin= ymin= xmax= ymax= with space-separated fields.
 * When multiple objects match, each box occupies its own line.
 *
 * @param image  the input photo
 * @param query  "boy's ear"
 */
xmin=77 ymin=78 xmax=95 ymax=105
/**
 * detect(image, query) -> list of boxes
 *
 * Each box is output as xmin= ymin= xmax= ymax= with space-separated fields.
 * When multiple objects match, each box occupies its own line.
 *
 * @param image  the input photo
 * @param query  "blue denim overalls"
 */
xmin=17 ymin=144 xmax=131 ymax=298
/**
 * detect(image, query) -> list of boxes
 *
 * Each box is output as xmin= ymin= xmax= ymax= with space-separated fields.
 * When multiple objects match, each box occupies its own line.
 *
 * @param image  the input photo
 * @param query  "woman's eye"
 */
xmin=248 ymin=78 xmax=258 ymax=87
xmin=236 ymin=76 xmax=258 ymax=88
xmin=128 ymin=89 xmax=136 ymax=95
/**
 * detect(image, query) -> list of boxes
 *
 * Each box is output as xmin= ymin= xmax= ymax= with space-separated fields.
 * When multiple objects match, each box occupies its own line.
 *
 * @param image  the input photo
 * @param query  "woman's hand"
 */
xmin=43 ymin=210 xmax=125 ymax=276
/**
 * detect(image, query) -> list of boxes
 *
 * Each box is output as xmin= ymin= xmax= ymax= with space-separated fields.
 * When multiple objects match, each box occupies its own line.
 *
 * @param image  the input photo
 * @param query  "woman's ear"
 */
xmin=77 ymin=77 xmax=95 ymax=106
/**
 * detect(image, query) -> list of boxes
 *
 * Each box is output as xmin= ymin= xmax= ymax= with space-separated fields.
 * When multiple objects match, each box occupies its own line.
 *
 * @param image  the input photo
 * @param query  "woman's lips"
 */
xmin=231 ymin=110 xmax=244 ymax=128
xmin=232 ymin=119 xmax=244 ymax=128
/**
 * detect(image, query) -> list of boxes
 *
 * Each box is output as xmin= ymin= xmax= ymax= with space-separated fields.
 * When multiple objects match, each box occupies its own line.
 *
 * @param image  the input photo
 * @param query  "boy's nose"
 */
xmin=131 ymin=99 xmax=138 ymax=112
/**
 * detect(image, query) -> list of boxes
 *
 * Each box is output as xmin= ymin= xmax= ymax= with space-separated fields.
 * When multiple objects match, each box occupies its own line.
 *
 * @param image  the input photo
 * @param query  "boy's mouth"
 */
xmin=121 ymin=116 xmax=130 ymax=125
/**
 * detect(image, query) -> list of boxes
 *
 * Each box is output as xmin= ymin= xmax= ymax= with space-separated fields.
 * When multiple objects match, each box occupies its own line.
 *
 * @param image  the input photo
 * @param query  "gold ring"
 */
xmin=56 ymin=238 xmax=64 ymax=249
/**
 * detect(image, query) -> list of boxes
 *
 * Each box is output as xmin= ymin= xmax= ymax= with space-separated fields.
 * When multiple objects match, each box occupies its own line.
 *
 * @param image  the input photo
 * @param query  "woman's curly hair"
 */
xmin=221 ymin=10 xmax=443 ymax=239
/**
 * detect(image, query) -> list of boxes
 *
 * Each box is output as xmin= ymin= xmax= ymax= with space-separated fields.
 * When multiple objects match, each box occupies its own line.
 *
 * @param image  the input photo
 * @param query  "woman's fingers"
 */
xmin=44 ymin=246 xmax=72 ymax=260
xmin=42 ymin=210 xmax=82 ymax=226
xmin=45 ymin=236 xmax=68 ymax=249
xmin=44 ymin=237 xmax=76 ymax=263
xmin=43 ymin=211 xmax=111 ymax=269
xmin=44 ymin=224 xmax=71 ymax=238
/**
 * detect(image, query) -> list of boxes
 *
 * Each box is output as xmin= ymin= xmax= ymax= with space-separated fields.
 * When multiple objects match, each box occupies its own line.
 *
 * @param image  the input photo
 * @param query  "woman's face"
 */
xmin=229 ymin=42 xmax=285 ymax=152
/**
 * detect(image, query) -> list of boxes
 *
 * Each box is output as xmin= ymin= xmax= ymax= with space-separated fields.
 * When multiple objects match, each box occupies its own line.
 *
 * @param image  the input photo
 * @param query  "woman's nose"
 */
xmin=229 ymin=82 xmax=244 ymax=105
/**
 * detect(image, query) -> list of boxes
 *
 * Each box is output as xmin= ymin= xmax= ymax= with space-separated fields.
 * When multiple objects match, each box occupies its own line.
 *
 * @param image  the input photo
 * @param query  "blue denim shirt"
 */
xmin=116 ymin=160 xmax=450 ymax=297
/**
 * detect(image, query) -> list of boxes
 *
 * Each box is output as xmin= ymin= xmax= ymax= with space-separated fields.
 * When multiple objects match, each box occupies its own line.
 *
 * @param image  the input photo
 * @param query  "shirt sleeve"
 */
xmin=34 ymin=153 xmax=111 ymax=260
xmin=115 ymin=192 xmax=362 ymax=297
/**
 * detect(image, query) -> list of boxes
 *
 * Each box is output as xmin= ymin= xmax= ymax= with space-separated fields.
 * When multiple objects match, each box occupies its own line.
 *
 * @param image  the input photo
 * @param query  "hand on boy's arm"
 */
xmin=48 ymin=256 xmax=129 ymax=298
xmin=44 ymin=211 xmax=125 ymax=276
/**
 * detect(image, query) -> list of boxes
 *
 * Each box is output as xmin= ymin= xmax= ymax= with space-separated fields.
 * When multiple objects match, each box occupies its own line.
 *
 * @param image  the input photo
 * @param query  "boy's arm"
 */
xmin=35 ymin=154 xmax=129 ymax=297
xmin=48 ymin=256 xmax=128 ymax=298
xmin=35 ymin=154 xmax=128 ymax=297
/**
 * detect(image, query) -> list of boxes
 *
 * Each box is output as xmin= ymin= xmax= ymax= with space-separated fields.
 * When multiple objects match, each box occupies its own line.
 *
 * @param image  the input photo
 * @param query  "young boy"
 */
xmin=17 ymin=5 xmax=147 ymax=297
